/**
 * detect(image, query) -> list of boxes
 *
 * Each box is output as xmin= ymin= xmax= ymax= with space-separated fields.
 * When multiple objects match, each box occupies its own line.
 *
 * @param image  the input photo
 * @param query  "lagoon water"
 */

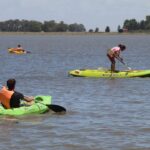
xmin=0 ymin=34 xmax=150 ymax=150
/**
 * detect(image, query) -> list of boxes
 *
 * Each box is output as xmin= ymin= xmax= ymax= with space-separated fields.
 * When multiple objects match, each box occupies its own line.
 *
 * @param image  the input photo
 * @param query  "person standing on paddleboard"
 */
xmin=107 ymin=44 xmax=126 ymax=72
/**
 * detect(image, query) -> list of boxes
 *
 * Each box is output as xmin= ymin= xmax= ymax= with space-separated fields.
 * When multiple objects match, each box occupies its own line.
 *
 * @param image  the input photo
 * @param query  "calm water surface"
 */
xmin=0 ymin=34 xmax=150 ymax=150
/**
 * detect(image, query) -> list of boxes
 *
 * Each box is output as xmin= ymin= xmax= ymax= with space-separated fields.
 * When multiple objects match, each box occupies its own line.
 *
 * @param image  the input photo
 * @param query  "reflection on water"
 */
xmin=0 ymin=35 xmax=150 ymax=150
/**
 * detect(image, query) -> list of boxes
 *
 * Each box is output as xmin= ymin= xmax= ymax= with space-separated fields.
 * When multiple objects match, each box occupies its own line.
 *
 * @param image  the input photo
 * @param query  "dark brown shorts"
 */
xmin=107 ymin=54 xmax=116 ymax=64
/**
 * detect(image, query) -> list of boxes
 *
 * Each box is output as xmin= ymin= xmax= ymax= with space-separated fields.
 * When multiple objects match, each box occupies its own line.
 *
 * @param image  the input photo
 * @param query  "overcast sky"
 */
xmin=0 ymin=0 xmax=150 ymax=31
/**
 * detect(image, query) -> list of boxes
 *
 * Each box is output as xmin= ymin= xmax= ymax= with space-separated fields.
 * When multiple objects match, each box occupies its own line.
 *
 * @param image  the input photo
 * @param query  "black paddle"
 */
xmin=46 ymin=104 xmax=66 ymax=113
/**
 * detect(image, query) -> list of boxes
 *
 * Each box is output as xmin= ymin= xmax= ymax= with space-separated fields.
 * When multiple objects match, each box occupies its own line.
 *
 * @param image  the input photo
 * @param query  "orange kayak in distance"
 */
xmin=8 ymin=48 xmax=31 ymax=54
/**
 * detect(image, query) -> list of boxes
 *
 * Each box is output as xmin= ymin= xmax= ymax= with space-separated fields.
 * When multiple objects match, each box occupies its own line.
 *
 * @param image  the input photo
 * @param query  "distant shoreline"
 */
xmin=0 ymin=31 xmax=150 ymax=36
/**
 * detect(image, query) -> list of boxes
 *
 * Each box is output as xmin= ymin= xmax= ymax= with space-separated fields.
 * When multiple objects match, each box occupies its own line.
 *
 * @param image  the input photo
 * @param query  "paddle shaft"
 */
xmin=116 ymin=57 xmax=131 ymax=70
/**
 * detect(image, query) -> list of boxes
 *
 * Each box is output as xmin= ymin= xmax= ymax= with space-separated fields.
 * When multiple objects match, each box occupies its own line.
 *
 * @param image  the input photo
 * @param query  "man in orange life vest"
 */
xmin=0 ymin=79 xmax=34 ymax=109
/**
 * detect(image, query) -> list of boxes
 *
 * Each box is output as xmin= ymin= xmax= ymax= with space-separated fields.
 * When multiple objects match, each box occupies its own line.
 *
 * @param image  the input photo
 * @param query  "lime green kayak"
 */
xmin=0 ymin=95 xmax=51 ymax=116
xmin=69 ymin=69 xmax=150 ymax=78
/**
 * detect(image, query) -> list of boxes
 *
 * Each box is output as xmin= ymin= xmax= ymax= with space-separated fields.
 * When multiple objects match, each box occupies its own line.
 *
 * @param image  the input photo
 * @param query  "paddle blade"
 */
xmin=47 ymin=104 xmax=66 ymax=113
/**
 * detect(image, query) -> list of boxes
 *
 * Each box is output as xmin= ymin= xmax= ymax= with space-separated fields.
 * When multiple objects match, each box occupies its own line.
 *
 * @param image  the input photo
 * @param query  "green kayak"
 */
xmin=0 ymin=95 xmax=51 ymax=116
xmin=69 ymin=69 xmax=150 ymax=78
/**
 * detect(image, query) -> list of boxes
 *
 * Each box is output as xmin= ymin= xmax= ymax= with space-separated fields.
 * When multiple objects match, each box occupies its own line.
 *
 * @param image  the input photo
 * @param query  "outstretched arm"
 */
xmin=115 ymin=55 xmax=123 ymax=62
xmin=114 ymin=51 xmax=123 ymax=61
xmin=24 ymin=96 xmax=34 ymax=102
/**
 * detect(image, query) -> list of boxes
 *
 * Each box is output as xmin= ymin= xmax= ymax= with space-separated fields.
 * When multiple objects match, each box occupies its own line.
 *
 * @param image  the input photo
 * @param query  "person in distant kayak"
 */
xmin=17 ymin=44 xmax=23 ymax=49
xmin=107 ymin=44 xmax=126 ymax=72
xmin=16 ymin=44 xmax=25 ymax=52
xmin=8 ymin=44 xmax=25 ymax=53
xmin=0 ymin=79 xmax=34 ymax=109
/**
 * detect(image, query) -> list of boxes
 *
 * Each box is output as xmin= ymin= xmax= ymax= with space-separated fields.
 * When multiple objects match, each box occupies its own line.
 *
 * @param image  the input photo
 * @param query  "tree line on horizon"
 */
xmin=0 ymin=19 xmax=115 ymax=33
xmin=0 ymin=19 xmax=86 ymax=32
xmin=118 ymin=15 xmax=150 ymax=32
xmin=0 ymin=16 xmax=150 ymax=33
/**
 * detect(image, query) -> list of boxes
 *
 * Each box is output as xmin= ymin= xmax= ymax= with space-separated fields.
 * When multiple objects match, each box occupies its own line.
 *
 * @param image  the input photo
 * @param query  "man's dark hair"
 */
xmin=7 ymin=79 xmax=16 ymax=90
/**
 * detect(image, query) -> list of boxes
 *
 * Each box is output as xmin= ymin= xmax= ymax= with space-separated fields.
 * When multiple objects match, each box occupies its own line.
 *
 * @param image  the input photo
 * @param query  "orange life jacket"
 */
xmin=0 ymin=86 xmax=14 ymax=109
